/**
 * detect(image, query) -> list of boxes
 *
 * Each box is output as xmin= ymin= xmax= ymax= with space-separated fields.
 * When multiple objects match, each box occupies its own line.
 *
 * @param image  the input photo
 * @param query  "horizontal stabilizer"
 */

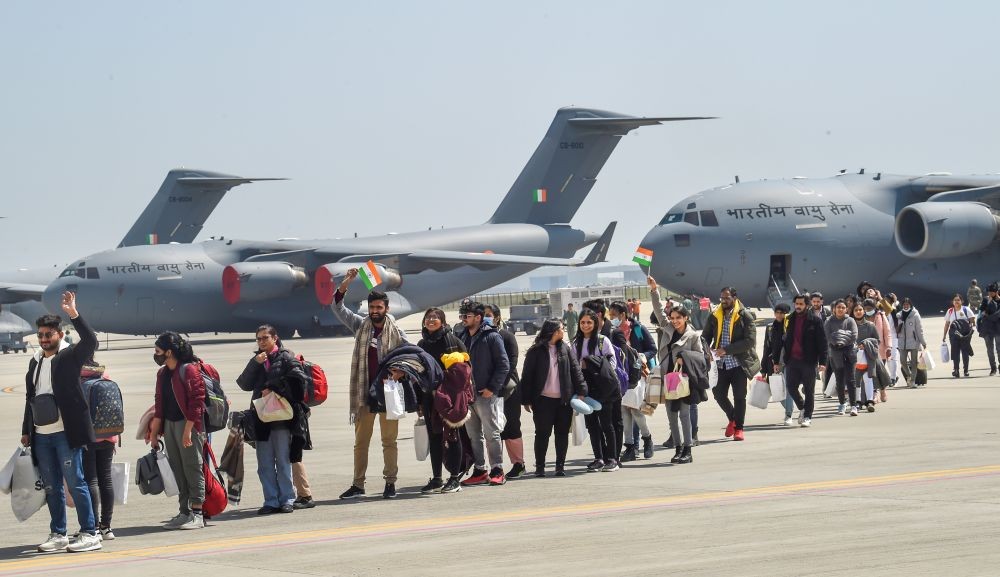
xmin=567 ymin=116 xmax=717 ymax=131
xmin=582 ymin=221 xmax=616 ymax=265
xmin=928 ymin=184 xmax=1000 ymax=204
xmin=0 ymin=282 xmax=46 ymax=303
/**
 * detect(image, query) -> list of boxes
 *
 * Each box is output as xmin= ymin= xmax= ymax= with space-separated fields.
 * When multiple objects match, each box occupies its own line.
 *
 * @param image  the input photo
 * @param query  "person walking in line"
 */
xmin=942 ymin=294 xmax=976 ymax=378
xmin=761 ymin=303 xmax=794 ymax=425
xmin=485 ymin=305 xmax=525 ymax=480
xmin=520 ymin=319 xmax=587 ymax=477
xmin=702 ymin=286 xmax=759 ymax=441
xmin=980 ymin=283 xmax=1000 ymax=376
xmin=663 ymin=304 xmax=705 ymax=464
xmin=237 ymin=325 xmax=309 ymax=515
xmin=331 ymin=268 xmax=408 ymax=500
xmin=864 ymin=298 xmax=892 ymax=402
xmin=852 ymin=303 xmax=879 ymax=412
xmin=22 ymin=292 xmax=103 ymax=552
xmin=894 ymin=297 xmax=927 ymax=388
xmin=562 ymin=303 xmax=579 ymax=342
xmin=780 ymin=294 xmax=828 ymax=427
xmin=968 ymin=279 xmax=983 ymax=313
xmin=826 ymin=299 xmax=859 ymax=415
xmin=574 ymin=310 xmax=621 ymax=472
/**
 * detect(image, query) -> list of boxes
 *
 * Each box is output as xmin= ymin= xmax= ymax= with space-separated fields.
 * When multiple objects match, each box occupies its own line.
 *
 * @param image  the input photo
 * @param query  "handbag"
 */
xmin=748 ymin=376 xmax=771 ymax=410
xmin=622 ymin=380 xmax=646 ymax=410
xmin=253 ymin=391 xmax=293 ymax=423
xmin=30 ymin=394 xmax=60 ymax=427
xmin=645 ymin=370 xmax=665 ymax=404
xmin=768 ymin=374 xmax=786 ymax=402
xmin=413 ymin=418 xmax=429 ymax=462
xmin=663 ymin=363 xmax=690 ymax=401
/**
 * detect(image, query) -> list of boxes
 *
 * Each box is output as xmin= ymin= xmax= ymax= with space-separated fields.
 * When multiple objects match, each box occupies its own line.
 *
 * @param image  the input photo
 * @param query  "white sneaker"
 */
xmin=800 ymin=418 xmax=812 ymax=428
xmin=836 ymin=404 xmax=846 ymax=415
xmin=179 ymin=512 xmax=204 ymax=530
xmin=850 ymin=406 xmax=859 ymax=417
xmin=164 ymin=512 xmax=192 ymax=530
xmin=99 ymin=527 xmax=115 ymax=541
xmin=37 ymin=533 xmax=69 ymax=552
xmin=66 ymin=532 xmax=102 ymax=552
xmin=783 ymin=416 xmax=794 ymax=426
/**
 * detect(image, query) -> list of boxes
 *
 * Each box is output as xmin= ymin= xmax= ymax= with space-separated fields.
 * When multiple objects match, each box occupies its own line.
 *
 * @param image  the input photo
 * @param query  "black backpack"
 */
xmin=135 ymin=449 xmax=164 ymax=495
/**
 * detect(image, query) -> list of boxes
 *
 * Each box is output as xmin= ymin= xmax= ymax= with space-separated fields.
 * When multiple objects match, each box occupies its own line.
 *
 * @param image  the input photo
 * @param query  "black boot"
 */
xmin=677 ymin=446 xmax=692 ymax=464
xmin=641 ymin=435 xmax=654 ymax=459
xmin=670 ymin=446 xmax=683 ymax=464
xmin=662 ymin=435 xmax=675 ymax=449
xmin=620 ymin=444 xmax=637 ymax=462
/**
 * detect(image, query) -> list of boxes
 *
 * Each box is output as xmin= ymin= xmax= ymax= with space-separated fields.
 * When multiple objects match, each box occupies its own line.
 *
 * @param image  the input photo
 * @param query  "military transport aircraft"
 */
xmin=635 ymin=170 xmax=1000 ymax=307
xmin=42 ymin=107 xmax=710 ymax=337
xmin=0 ymin=169 xmax=274 ymax=332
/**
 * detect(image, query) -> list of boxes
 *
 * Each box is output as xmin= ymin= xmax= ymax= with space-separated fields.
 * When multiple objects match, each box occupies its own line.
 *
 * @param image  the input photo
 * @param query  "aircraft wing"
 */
xmin=0 ymin=282 xmax=46 ymax=303
xmin=927 ymin=183 xmax=1000 ymax=204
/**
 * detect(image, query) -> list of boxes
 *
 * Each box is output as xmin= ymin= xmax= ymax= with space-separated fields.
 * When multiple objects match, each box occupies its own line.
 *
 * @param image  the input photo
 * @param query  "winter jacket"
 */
xmin=460 ymin=323 xmax=510 ymax=395
xmin=761 ymin=319 xmax=786 ymax=376
xmin=627 ymin=319 xmax=657 ymax=361
xmin=825 ymin=316 xmax=858 ymax=370
xmin=780 ymin=310 xmax=828 ymax=366
xmin=872 ymin=311 xmax=892 ymax=360
xmin=668 ymin=326 xmax=710 ymax=405
xmin=894 ymin=308 xmax=927 ymax=351
xmin=702 ymin=300 xmax=760 ymax=377
xmin=434 ymin=358 xmax=474 ymax=437
xmin=979 ymin=297 xmax=1000 ymax=337
xmin=368 ymin=345 xmax=440 ymax=413
xmin=236 ymin=347 xmax=308 ymax=443
xmin=498 ymin=326 xmax=520 ymax=391
xmin=519 ymin=341 xmax=587 ymax=406
xmin=418 ymin=326 xmax=467 ymax=372
xmin=22 ymin=315 xmax=98 ymax=451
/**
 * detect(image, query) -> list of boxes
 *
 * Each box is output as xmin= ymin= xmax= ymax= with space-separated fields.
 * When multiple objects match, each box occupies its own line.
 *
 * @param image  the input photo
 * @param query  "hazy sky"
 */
xmin=2 ymin=1 xmax=998 ymax=277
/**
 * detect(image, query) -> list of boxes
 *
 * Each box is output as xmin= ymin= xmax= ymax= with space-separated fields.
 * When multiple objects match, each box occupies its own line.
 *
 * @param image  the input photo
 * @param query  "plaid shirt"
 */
xmin=720 ymin=313 xmax=740 ymax=370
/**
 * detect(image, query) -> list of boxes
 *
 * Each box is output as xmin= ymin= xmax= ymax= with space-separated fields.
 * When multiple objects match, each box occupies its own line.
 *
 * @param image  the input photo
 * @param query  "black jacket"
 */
xmin=498 ymin=327 xmax=520 ymax=388
xmin=761 ymin=320 xmax=785 ymax=376
xmin=519 ymin=341 xmax=587 ymax=405
xmin=461 ymin=323 xmax=510 ymax=395
xmin=980 ymin=297 xmax=1000 ymax=337
xmin=22 ymin=315 xmax=99 ymax=450
xmin=417 ymin=326 xmax=467 ymax=372
xmin=237 ymin=347 xmax=309 ymax=444
xmin=780 ymin=310 xmax=829 ymax=366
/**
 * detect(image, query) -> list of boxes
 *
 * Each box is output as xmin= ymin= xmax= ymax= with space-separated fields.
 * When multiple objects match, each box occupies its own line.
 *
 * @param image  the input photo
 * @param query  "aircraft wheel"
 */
xmin=525 ymin=325 xmax=537 ymax=336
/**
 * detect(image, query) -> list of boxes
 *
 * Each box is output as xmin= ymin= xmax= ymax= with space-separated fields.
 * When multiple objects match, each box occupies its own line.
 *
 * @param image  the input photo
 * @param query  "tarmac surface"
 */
xmin=0 ymin=310 xmax=997 ymax=576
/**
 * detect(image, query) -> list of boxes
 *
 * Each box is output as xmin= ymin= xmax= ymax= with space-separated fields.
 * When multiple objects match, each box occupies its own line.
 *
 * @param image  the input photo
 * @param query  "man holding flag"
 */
xmin=332 ymin=266 xmax=408 ymax=500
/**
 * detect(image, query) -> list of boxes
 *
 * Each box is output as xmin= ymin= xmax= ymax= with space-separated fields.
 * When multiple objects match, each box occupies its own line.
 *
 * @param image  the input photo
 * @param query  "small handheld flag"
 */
xmin=533 ymin=188 xmax=547 ymax=203
xmin=633 ymin=247 xmax=653 ymax=266
xmin=358 ymin=260 xmax=382 ymax=290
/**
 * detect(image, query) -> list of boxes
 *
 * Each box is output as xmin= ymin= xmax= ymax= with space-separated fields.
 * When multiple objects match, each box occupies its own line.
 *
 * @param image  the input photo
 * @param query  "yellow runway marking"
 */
xmin=1 ymin=464 xmax=997 ymax=573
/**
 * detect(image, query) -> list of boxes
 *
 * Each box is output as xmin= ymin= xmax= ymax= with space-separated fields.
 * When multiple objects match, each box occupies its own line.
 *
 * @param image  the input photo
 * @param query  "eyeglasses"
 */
xmin=460 ymin=314 xmax=476 ymax=319
xmin=255 ymin=335 xmax=273 ymax=341
xmin=37 ymin=331 xmax=57 ymax=339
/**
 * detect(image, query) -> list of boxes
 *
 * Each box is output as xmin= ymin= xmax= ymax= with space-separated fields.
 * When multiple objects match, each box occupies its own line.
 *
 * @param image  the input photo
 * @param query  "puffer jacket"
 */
xmin=236 ymin=347 xmax=308 ymax=443
xmin=894 ymin=308 xmax=927 ymax=351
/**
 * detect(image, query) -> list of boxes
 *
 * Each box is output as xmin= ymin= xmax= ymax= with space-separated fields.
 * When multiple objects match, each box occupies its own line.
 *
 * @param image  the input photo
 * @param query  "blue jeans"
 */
xmin=34 ymin=432 xmax=96 ymax=535
xmin=256 ymin=427 xmax=294 ymax=508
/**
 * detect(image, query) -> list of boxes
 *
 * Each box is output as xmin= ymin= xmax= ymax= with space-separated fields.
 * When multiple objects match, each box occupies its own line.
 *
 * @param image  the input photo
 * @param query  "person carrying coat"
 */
xmin=893 ymin=297 xmax=927 ymax=388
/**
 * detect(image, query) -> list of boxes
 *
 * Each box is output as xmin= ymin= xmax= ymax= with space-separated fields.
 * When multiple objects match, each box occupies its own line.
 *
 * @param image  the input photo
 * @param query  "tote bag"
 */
xmin=768 ymin=374 xmax=786 ymax=402
xmin=663 ymin=363 xmax=690 ymax=401
xmin=253 ymin=391 xmax=293 ymax=423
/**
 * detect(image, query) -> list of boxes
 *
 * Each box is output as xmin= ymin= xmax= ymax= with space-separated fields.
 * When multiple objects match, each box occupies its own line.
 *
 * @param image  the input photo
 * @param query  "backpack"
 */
xmin=296 ymin=354 xmax=328 ymax=406
xmin=605 ymin=336 xmax=631 ymax=394
xmin=181 ymin=362 xmax=229 ymax=433
xmin=579 ymin=336 xmax=622 ymax=401
xmin=80 ymin=378 xmax=125 ymax=436
xmin=201 ymin=443 xmax=227 ymax=517
xmin=135 ymin=449 xmax=164 ymax=495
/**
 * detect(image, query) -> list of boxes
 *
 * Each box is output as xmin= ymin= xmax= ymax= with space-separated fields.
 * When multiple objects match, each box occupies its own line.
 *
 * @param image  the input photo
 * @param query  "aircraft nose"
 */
xmin=42 ymin=278 xmax=66 ymax=314
xmin=637 ymin=226 xmax=671 ymax=280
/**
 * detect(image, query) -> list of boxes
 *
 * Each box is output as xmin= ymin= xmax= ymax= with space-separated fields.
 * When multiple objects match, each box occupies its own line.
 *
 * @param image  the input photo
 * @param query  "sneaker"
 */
xmin=420 ymin=477 xmax=445 ymax=493
xmin=440 ymin=477 xmax=462 ymax=493
xmin=952 ymin=370 xmax=960 ymax=378
xmin=620 ymin=445 xmax=637 ymax=462
xmin=601 ymin=459 xmax=620 ymax=472
xmin=99 ymin=527 xmax=115 ymax=541
xmin=554 ymin=468 xmax=566 ymax=477
xmin=586 ymin=459 xmax=604 ymax=472
xmin=461 ymin=469 xmax=490 ymax=486
xmin=867 ymin=403 xmax=875 ymax=413
xmin=164 ymin=512 xmax=192 ymax=529
xmin=796 ymin=410 xmax=805 ymax=425
xmin=258 ymin=505 xmax=279 ymax=515
xmin=534 ymin=467 xmax=546 ymax=478
xmin=488 ymin=467 xmax=506 ymax=485
xmin=178 ymin=513 xmax=204 ymax=530
xmin=964 ymin=371 xmax=970 ymax=377
xmin=783 ymin=416 xmax=794 ymax=426
xmin=66 ymin=532 xmax=102 ymax=552
xmin=733 ymin=429 xmax=745 ymax=441
xmin=990 ymin=369 xmax=997 ymax=376
xmin=506 ymin=463 xmax=526 ymax=480
xmin=293 ymin=496 xmax=316 ymax=509
xmin=37 ymin=533 xmax=69 ymax=553
xmin=801 ymin=418 xmax=812 ymax=428
xmin=279 ymin=503 xmax=294 ymax=513
xmin=850 ymin=406 xmax=859 ymax=416
xmin=383 ymin=483 xmax=397 ymax=499
xmin=339 ymin=485 xmax=365 ymax=500
xmin=724 ymin=421 xmax=736 ymax=438
xmin=836 ymin=404 xmax=847 ymax=415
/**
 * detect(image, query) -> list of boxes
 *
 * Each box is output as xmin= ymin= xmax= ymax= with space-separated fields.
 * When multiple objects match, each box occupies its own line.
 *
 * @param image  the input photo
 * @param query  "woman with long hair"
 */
xmin=573 ymin=310 xmax=620 ymax=472
xmin=520 ymin=319 xmax=586 ymax=477
xmin=825 ymin=299 xmax=859 ymax=416
xmin=664 ymin=305 xmax=703 ymax=464
xmin=852 ymin=303 xmax=878 ymax=412
xmin=943 ymin=294 xmax=976 ymax=378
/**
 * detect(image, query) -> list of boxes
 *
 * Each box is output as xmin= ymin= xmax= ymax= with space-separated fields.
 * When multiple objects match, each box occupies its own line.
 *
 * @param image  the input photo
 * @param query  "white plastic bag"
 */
xmin=157 ymin=449 xmax=179 ymax=498
xmin=571 ymin=410 xmax=587 ymax=446
xmin=112 ymin=462 xmax=130 ymax=505
xmin=768 ymin=374 xmax=786 ymax=402
xmin=413 ymin=418 xmax=429 ymax=462
xmin=940 ymin=342 xmax=950 ymax=364
xmin=708 ymin=360 xmax=719 ymax=389
xmin=824 ymin=372 xmax=838 ymax=398
xmin=921 ymin=349 xmax=936 ymax=371
xmin=748 ymin=377 xmax=771 ymax=410
xmin=622 ymin=380 xmax=646 ymax=410
xmin=0 ymin=447 xmax=20 ymax=495
xmin=856 ymin=349 xmax=868 ymax=369
xmin=383 ymin=379 xmax=406 ymax=420
xmin=11 ymin=447 xmax=45 ymax=522
xmin=862 ymin=374 xmax=875 ymax=403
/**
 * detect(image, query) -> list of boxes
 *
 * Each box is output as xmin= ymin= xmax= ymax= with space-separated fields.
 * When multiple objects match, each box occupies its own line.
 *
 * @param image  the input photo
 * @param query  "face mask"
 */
xmin=153 ymin=353 xmax=167 ymax=366
xmin=610 ymin=318 xmax=622 ymax=328
xmin=865 ymin=310 xmax=875 ymax=317
xmin=483 ymin=317 xmax=494 ymax=327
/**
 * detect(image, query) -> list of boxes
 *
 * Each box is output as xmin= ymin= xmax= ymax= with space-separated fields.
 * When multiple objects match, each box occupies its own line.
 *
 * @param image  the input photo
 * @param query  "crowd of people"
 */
xmin=17 ymin=275 xmax=999 ymax=553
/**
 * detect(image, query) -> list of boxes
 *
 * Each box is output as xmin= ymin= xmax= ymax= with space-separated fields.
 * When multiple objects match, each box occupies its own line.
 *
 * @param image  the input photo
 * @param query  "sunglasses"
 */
xmin=37 ymin=331 xmax=58 ymax=339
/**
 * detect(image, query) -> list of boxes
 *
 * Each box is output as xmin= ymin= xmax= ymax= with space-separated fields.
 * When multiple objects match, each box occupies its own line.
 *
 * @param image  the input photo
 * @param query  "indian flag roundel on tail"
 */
xmin=633 ymin=247 xmax=653 ymax=266
xmin=358 ymin=260 xmax=382 ymax=290
xmin=533 ymin=188 xmax=547 ymax=203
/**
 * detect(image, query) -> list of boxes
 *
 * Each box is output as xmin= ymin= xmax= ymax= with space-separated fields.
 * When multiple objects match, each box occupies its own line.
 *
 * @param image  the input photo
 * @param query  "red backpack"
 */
xmin=201 ymin=443 xmax=227 ymax=518
xmin=297 ymin=354 xmax=328 ymax=406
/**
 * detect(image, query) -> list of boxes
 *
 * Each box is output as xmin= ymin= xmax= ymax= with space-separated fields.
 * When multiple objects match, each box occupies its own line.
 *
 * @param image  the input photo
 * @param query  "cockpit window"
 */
xmin=659 ymin=213 xmax=683 ymax=225
xmin=683 ymin=212 xmax=700 ymax=226
xmin=86 ymin=267 xmax=100 ymax=279
xmin=59 ymin=268 xmax=84 ymax=278
xmin=700 ymin=210 xmax=719 ymax=227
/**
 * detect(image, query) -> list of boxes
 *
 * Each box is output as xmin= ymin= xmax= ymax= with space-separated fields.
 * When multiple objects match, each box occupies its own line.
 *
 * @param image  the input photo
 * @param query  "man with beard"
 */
xmin=332 ymin=268 xmax=408 ymax=500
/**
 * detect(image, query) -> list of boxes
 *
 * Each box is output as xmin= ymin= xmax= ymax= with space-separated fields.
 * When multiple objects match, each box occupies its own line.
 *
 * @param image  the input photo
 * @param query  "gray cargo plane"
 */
xmin=42 ymin=108 xmax=709 ymax=336
xmin=635 ymin=171 xmax=1000 ymax=307
xmin=0 ymin=169 xmax=273 ymax=332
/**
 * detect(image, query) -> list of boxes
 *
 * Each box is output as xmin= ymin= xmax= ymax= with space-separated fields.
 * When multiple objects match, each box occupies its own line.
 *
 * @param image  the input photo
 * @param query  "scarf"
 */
xmin=349 ymin=315 xmax=404 ymax=413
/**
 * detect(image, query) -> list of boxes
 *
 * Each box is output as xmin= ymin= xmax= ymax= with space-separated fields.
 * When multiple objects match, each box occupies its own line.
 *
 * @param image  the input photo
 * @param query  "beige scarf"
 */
xmin=349 ymin=315 xmax=404 ymax=413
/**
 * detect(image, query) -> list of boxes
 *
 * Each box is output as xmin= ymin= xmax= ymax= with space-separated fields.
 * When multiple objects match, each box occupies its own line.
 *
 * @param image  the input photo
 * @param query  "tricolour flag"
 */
xmin=533 ymin=188 xmax=547 ymax=203
xmin=147 ymin=233 xmax=158 ymax=245
xmin=632 ymin=247 xmax=653 ymax=266
xmin=358 ymin=260 xmax=382 ymax=290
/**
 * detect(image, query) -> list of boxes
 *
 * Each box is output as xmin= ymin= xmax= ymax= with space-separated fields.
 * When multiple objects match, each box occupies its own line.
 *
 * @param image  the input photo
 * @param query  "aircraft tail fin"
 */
xmin=118 ymin=169 xmax=286 ymax=247
xmin=488 ymin=108 xmax=714 ymax=225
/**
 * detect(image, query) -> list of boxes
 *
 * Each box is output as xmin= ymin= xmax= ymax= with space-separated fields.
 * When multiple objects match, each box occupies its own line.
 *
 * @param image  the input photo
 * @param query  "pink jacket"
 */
xmin=873 ymin=311 xmax=891 ymax=360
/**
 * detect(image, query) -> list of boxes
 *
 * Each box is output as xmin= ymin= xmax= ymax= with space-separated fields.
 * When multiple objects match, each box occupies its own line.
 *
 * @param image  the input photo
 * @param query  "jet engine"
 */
xmin=222 ymin=262 xmax=309 ymax=304
xmin=314 ymin=262 xmax=403 ymax=305
xmin=894 ymin=202 xmax=1000 ymax=259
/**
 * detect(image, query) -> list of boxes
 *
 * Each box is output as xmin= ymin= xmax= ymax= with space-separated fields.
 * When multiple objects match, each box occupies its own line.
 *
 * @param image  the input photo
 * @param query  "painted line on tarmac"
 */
xmin=1 ymin=464 xmax=998 ymax=574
